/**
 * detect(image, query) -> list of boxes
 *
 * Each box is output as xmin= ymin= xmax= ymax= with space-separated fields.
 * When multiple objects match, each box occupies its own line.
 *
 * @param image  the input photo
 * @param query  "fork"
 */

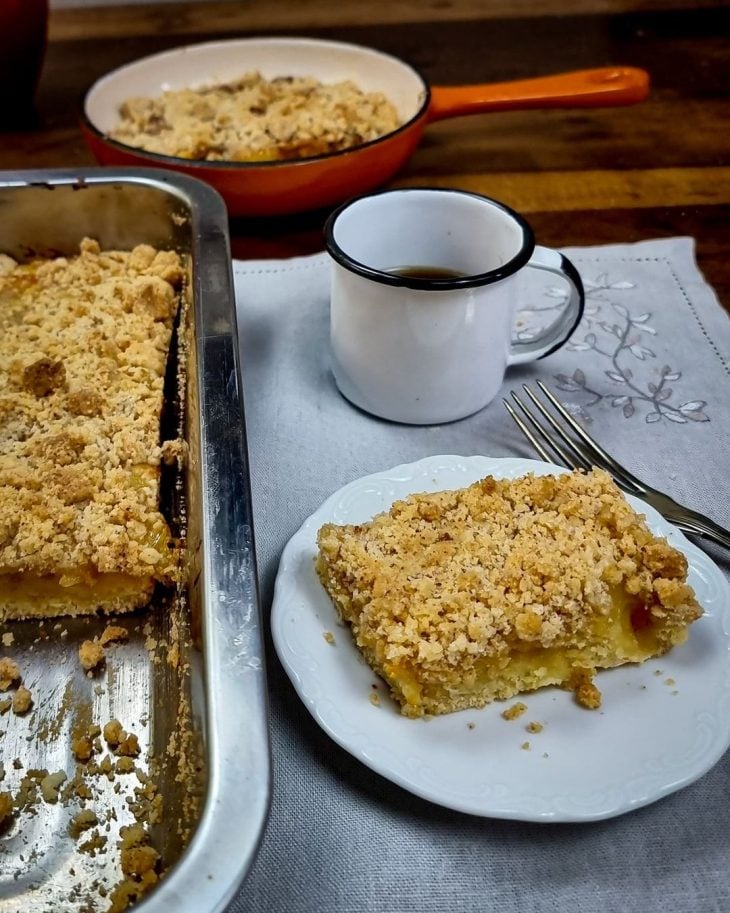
xmin=503 ymin=380 xmax=730 ymax=549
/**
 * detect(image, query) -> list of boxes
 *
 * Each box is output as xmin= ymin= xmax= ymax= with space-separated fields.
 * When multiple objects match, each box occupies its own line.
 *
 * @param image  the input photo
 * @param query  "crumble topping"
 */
xmin=0 ymin=656 xmax=20 ymax=690
xmin=502 ymin=702 xmax=528 ymax=721
xmin=99 ymin=625 xmax=129 ymax=646
xmin=79 ymin=640 xmax=106 ymax=673
xmin=316 ymin=469 xmax=703 ymax=716
xmin=12 ymin=685 xmax=33 ymax=715
xmin=0 ymin=238 xmax=184 ymax=614
xmin=109 ymin=71 xmax=400 ymax=162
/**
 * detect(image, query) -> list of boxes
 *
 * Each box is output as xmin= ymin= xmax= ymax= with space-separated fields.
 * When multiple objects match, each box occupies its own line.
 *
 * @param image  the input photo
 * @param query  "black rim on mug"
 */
xmin=324 ymin=186 xmax=537 ymax=291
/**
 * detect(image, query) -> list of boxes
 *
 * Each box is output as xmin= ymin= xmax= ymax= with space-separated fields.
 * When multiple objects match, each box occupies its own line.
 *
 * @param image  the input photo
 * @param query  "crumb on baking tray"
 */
xmin=69 ymin=808 xmax=98 ymax=839
xmin=107 ymin=824 xmax=160 ymax=913
xmin=40 ymin=770 xmax=67 ymax=804
xmin=99 ymin=626 xmax=129 ymax=647
xmin=0 ymin=790 xmax=13 ymax=826
xmin=0 ymin=657 xmax=20 ymax=691
xmin=12 ymin=685 xmax=33 ymax=715
xmin=79 ymin=640 xmax=106 ymax=673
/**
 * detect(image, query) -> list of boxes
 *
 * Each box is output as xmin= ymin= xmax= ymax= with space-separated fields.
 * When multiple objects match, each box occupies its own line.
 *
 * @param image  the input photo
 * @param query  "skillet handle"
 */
xmin=427 ymin=66 xmax=649 ymax=122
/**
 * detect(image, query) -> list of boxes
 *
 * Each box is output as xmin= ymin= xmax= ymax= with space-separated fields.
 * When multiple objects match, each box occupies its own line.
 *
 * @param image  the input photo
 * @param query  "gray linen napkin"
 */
xmin=230 ymin=237 xmax=729 ymax=913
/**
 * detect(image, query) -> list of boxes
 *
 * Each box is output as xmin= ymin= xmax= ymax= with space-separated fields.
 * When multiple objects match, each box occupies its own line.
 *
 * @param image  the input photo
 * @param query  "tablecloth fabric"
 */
xmin=229 ymin=237 xmax=729 ymax=913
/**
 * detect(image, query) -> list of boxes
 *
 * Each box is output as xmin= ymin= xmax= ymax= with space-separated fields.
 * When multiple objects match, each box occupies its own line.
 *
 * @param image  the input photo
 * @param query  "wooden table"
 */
xmin=2 ymin=0 xmax=729 ymax=308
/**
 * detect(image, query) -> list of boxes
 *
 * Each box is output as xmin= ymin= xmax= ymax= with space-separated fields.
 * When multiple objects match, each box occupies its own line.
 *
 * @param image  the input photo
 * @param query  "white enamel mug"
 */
xmin=324 ymin=188 xmax=584 ymax=424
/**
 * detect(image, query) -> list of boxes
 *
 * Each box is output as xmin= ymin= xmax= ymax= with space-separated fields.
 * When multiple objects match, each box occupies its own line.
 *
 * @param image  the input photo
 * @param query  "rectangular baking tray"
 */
xmin=0 ymin=169 xmax=270 ymax=912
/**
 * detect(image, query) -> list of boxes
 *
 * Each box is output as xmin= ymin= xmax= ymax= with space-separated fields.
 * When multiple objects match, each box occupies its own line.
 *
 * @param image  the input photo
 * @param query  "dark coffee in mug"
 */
xmin=388 ymin=265 xmax=468 ymax=280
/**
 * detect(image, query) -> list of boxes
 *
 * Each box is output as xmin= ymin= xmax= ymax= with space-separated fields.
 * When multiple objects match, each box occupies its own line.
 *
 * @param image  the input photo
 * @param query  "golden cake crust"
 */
xmin=316 ymin=469 xmax=703 ymax=716
xmin=0 ymin=239 xmax=184 ymax=613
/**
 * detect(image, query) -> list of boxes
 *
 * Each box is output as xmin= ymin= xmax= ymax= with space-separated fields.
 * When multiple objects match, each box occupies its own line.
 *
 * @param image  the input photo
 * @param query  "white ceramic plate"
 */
xmin=271 ymin=455 xmax=730 ymax=822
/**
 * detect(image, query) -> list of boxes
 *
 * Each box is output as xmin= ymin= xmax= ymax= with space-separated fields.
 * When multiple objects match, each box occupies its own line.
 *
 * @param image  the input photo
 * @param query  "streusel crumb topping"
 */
xmin=316 ymin=470 xmax=702 ymax=680
xmin=110 ymin=71 xmax=400 ymax=162
xmin=0 ymin=238 xmax=183 ymax=582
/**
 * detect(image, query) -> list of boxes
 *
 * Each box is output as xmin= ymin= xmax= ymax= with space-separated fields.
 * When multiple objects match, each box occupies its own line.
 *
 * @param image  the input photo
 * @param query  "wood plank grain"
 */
xmin=48 ymin=0 xmax=729 ymax=42
xmin=393 ymin=167 xmax=730 ymax=211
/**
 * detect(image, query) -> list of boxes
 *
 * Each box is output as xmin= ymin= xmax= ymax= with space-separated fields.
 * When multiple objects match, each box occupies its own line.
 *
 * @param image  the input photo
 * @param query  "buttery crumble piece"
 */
xmin=103 ymin=719 xmax=124 ymax=747
xmin=323 ymin=630 xmax=335 ymax=645
xmin=0 ymin=238 xmax=183 ymax=620
xmin=79 ymin=640 xmax=106 ymax=673
xmin=502 ymin=702 xmax=528 ymax=721
xmin=110 ymin=71 xmax=400 ymax=163
xmin=39 ymin=770 xmax=67 ymax=803
xmin=526 ymin=721 xmax=544 ymax=734
xmin=11 ymin=685 xmax=32 ymax=715
xmin=99 ymin=625 xmax=129 ymax=646
xmin=107 ymin=824 xmax=160 ymax=913
xmin=0 ymin=790 xmax=13 ymax=826
xmin=0 ymin=657 xmax=20 ymax=690
xmin=316 ymin=469 xmax=702 ymax=717
xmin=69 ymin=809 xmax=98 ymax=838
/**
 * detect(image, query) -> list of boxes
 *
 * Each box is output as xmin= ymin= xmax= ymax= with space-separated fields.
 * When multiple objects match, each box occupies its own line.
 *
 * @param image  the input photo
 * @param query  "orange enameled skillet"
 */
xmin=81 ymin=37 xmax=649 ymax=217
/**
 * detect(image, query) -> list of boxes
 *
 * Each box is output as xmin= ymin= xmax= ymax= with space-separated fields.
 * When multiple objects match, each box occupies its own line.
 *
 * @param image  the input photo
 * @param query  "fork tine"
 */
xmin=534 ymin=380 xmax=646 ymax=494
xmin=505 ymin=394 xmax=587 ymax=471
xmin=519 ymin=385 xmax=594 ymax=472
xmin=502 ymin=398 xmax=555 ymax=463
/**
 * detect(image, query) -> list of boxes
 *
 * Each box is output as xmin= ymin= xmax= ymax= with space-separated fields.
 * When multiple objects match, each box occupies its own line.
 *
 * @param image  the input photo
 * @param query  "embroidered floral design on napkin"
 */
xmin=520 ymin=271 xmax=710 ymax=425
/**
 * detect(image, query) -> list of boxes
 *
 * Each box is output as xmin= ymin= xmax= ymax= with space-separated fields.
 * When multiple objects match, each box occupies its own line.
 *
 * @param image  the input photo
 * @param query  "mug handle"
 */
xmin=506 ymin=246 xmax=585 ymax=365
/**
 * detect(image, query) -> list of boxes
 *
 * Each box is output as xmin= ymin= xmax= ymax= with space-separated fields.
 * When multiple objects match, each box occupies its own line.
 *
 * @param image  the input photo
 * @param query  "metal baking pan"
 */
xmin=0 ymin=169 xmax=270 ymax=912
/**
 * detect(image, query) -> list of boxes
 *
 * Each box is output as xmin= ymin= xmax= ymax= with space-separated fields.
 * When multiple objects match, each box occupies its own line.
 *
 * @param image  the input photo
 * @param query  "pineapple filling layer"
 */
xmin=0 ymin=571 xmax=155 ymax=617
xmin=382 ymin=596 xmax=671 ymax=715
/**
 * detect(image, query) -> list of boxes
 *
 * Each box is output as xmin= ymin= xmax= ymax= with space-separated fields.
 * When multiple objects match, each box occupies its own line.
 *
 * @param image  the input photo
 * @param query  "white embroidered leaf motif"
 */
xmin=612 ymin=396 xmax=630 ymax=406
xmin=623 ymin=402 xmax=635 ymax=418
xmin=605 ymin=371 xmax=627 ymax=383
xmin=611 ymin=303 xmax=629 ymax=317
xmin=635 ymin=323 xmax=657 ymax=335
xmin=634 ymin=313 xmax=651 ymax=323
xmin=663 ymin=370 xmax=682 ymax=381
xmin=609 ymin=281 xmax=635 ymax=290
xmin=679 ymin=401 xmax=707 ymax=412
xmin=664 ymin=411 xmax=688 ymax=424
xmin=646 ymin=411 xmax=662 ymax=423
xmin=567 ymin=342 xmax=591 ymax=351
xmin=655 ymin=388 xmax=672 ymax=402
xmin=554 ymin=374 xmax=582 ymax=391
xmin=683 ymin=411 xmax=710 ymax=423
xmin=599 ymin=322 xmax=622 ymax=337
xmin=629 ymin=344 xmax=655 ymax=360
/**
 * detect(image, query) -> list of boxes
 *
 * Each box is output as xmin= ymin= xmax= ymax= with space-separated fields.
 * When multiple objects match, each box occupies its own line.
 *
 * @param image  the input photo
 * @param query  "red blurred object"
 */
xmin=0 ymin=0 xmax=49 ymax=126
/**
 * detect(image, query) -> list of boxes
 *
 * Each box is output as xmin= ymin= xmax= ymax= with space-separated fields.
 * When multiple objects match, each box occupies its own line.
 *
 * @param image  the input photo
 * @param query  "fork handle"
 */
xmin=672 ymin=510 xmax=730 ymax=550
